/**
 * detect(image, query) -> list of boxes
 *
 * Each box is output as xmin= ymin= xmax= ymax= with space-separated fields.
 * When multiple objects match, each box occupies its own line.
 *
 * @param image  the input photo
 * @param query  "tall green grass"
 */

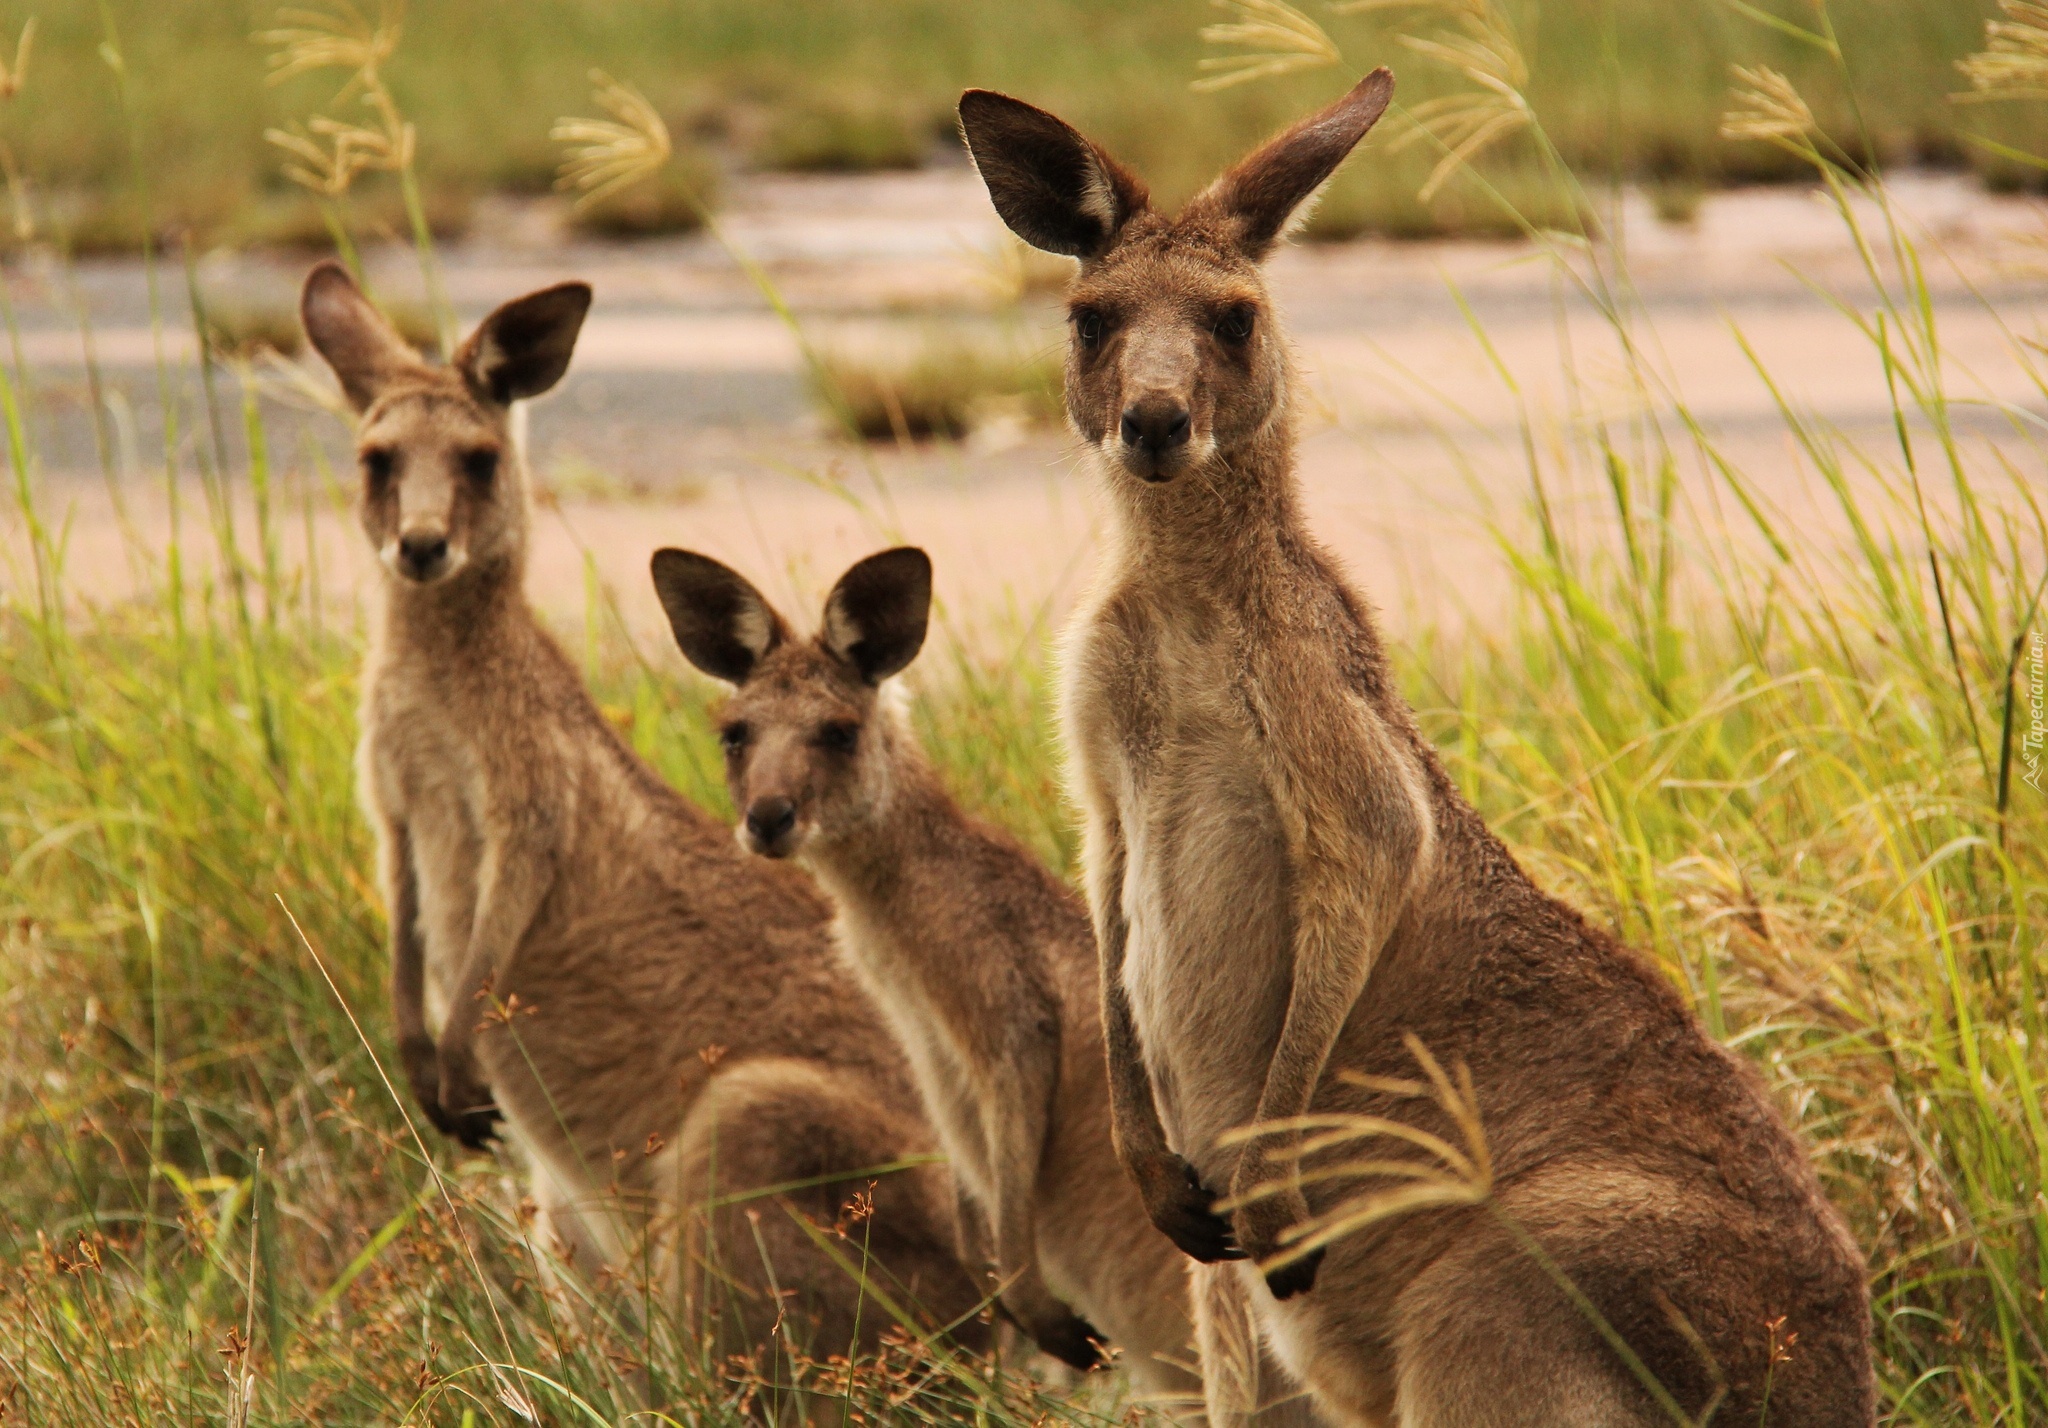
xmin=1 ymin=6 xmax=2045 ymax=1428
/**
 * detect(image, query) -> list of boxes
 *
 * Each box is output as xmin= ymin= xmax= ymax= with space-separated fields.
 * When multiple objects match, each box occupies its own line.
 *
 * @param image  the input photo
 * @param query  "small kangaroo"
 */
xmin=960 ymin=77 xmax=1874 ymax=1427
xmin=650 ymin=544 xmax=1320 ymax=1425
xmin=300 ymin=260 xmax=988 ymax=1365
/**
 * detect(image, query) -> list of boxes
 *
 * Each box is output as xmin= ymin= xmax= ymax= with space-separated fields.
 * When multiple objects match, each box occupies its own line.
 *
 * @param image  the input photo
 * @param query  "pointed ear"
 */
xmin=651 ymin=549 xmax=788 ymax=685
xmin=300 ymin=259 xmax=425 ymax=412
xmin=1190 ymin=68 xmax=1394 ymax=260
xmin=958 ymin=90 xmax=1148 ymax=259
xmin=822 ymin=547 xmax=932 ymax=685
xmin=454 ymin=281 xmax=592 ymax=405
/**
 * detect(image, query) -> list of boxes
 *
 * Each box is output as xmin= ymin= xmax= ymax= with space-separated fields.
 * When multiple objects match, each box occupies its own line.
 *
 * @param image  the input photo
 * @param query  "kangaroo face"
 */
xmin=716 ymin=645 xmax=879 ymax=858
xmin=651 ymin=548 xmax=933 ymax=860
xmin=959 ymin=72 xmax=1393 ymax=488
xmin=1064 ymin=224 xmax=1275 ymax=484
xmin=299 ymin=259 xmax=591 ymax=588
xmin=355 ymin=393 xmax=507 ymax=585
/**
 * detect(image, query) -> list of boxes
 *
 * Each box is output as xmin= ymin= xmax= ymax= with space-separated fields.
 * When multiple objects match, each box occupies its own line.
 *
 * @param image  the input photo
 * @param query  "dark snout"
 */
xmin=397 ymin=530 xmax=451 ymax=582
xmin=1119 ymin=396 xmax=1191 ymax=482
xmin=743 ymin=795 xmax=799 ymax=857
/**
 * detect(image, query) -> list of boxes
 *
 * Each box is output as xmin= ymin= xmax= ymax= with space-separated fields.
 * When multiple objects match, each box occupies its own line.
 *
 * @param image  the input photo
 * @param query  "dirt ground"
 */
xmin=6 ymin=165 xmax=2046 ymax=663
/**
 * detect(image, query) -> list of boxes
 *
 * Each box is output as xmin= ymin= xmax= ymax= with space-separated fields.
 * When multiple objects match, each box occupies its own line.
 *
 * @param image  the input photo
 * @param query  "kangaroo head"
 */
xmin=300 ymin=260 xmax=590 ymax=587
xmin=959 ymin=72 xmax=1391 ymax=489
xmin=651 ymin=546 xmax=932 ymax=859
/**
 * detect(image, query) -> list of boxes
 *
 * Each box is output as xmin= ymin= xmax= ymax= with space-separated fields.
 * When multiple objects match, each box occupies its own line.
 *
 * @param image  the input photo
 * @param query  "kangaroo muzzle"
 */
xmin=395 ymin=528 xmax=452 ymax=582
xmin=742 ymin=794 xmax=801 ymax=857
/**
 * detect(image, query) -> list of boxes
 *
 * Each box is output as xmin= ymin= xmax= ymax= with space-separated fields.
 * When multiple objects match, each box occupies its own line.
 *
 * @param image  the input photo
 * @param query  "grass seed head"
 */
xmin=552 ymin=70 xmax=676 ymax=211
xmin=1720 ymin=65 xmax=1817 ymax=145
xmin=1195 ymin=0 xmax=1342 ymax=92
xmin=257 ymin=1 xmax=402 ymax=94
xmin=1956 ymin=1 xmax=2048 ymax=101
xmin=258 ymin=2 xmax=415 ymax=198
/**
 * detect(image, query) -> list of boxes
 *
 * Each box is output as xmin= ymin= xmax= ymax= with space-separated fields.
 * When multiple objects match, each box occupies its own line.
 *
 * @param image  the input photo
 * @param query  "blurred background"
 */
xmin=6 ymin=0 xmax=2044 ymax=639
xmin=20 ymin=0 xmax=2048 ymax=243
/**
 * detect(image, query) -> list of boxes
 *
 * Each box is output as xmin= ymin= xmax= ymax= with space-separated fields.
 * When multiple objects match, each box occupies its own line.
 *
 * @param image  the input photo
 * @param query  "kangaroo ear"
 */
xmin=300 ymin=259 xmax=424 ymax=412
xmin=959 ymin=90 xmax=1148 ymax=259
xmin=651 ymin=549 xmax=788 ymax=685
xmin=455 ymin=281 xmax=592 ymax=405
xmin=823 ymin=547 xmax=932 ymax=685
xmin=1189 ymin=69 xmax=1394 ymax=260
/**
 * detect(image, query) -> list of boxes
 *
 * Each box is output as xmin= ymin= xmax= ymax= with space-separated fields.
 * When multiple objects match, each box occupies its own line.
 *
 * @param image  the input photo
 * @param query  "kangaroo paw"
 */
xmin=1145 ymin=1158 xmax=1247 ymax=1263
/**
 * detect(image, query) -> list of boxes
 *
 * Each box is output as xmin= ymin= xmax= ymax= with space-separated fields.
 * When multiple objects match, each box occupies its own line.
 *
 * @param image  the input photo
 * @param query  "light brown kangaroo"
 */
xmin=960 ymin=77 xmax=1875 ymax=1427
xmin=649 ymin=544 xmax=1321 ymax=1425
xmin=300 ymin=260 xmax=990 ymax=1368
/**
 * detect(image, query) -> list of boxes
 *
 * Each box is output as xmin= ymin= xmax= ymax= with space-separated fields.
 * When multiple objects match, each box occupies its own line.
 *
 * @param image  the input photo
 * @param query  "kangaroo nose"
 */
xmin=398 ymin=532 xmax=449 ymax=578
xmin=1120 ymin=399 xmax=1191 ymax=454
xmin=745 ymin=796 xmax=798 ymax=850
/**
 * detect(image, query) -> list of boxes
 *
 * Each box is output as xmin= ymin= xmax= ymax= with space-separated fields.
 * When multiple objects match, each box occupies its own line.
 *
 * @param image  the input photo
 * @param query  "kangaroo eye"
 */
xmin=463 ymin=448 xmax=499 ymax=487
xmin=818 ymin=721 xmax=859 ymax=755
xmin=719 ymin=722 xmax=750 ymax=754
xmin=1214 ymin=306 xmax=1255 ymax=345
xmin=1073 ymin=309 xmax=1105 ymax=350
xmin=362 ymin=447 xmax=396 ymax=487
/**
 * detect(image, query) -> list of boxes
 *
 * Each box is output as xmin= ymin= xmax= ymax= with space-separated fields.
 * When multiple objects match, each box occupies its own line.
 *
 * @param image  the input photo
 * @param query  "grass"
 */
xmin=752 ymin=93 xmax=935 ymax=174
xmin=0 ymin=0 xmax=2037 ymax=252
xmin=564 ymin=157 xmax=718 ymax=239
xmin=1 ymin=4 xmax=2047 ymax=1427
xmin=811 ymin=334 xmax=1064 ymax=442
xmin=1302 ymin=154 xmax=1591 ymax=240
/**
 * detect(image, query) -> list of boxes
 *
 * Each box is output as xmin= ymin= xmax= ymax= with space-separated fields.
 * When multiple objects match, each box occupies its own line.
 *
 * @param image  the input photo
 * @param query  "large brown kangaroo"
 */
xmin=958 ymin=76 xmax=1874 ymax=1427
xmin=300 ymin=260 xmax=988 ymax=1370
xmin=650 ymin=544 xmax=1324 ymax=1424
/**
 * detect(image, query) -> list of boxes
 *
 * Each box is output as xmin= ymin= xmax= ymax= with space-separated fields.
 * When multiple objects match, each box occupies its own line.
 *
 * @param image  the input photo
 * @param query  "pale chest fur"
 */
xmin=823 ymin=898 xmax=995 ymax=1201
xmin=357 ymin=647 xmax=488 ymax=1028
xmin=1062 ymin=597 xmax=1293 ymax=1178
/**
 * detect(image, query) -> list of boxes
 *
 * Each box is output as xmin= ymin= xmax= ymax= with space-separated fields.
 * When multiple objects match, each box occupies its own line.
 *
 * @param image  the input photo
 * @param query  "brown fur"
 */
xmin=300 ymin=261 xmax=988 ymax=1367
xmin=960 ymin=79 xmax=1875 ymax=1427
xmin=652 ymin=548 xmax=1325 ymax=1424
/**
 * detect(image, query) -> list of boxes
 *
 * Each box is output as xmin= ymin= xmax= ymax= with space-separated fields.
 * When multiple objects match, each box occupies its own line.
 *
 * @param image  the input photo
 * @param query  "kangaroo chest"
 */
xmin=1084 ymin=610 xmax=1294 ymax=1175
xmin=360 ymin=663 xmax=490 ymax=1028
xmin=828 ymin=903 xmax=997 ymax=1197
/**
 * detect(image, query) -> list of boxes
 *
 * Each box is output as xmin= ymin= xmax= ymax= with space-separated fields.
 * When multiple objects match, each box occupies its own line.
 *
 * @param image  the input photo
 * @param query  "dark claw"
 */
xmin=1263 ymin=1244 xmax=1325 ymax=1301
xmin=1036 ymin=1311 xmax=1110 ymax=1372
xmin=1153 ymin=1161 xmax=1247 ymax=1263
xmin=444 ymin=1098 xmax=503 ymax=1150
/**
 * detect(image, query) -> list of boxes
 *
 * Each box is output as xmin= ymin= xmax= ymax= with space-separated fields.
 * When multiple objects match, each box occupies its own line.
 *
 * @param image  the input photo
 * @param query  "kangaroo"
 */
xmin=300 ymin=260 xmax=989 ymax=1369
xmin=649 ymin=544 xmax=1322 ymax=1426
xmin=959 ymin=76 xmax=1874 ymax=1428
xmin=648 ymin=545 xmax=1154 ymax=1381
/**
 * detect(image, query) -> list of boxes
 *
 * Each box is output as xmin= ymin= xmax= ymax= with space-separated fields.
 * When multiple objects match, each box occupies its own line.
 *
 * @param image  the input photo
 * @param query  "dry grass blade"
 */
xmin=1194 ymin=0 xmax=1341 ymax=92
xmin=1348 ymin=0 xmax=1534 ymax=201
xmin=1329 ymin=0 xmax=1484 ymax=15
xmin=1720 ymin=65 xmax=1817 ymax=144
xmin=1956 ymin=1 xmax=2048 ymax=102
xmin=551 ymin=70 xmax=675 ymax=210
xmin=1398 ymin=94 xmax=1532 ymax=200
xmin=1217 ymin=1034 xmax=1494 ymax=1271
xmin=0 ymin=17 xmax=34 ymax=101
